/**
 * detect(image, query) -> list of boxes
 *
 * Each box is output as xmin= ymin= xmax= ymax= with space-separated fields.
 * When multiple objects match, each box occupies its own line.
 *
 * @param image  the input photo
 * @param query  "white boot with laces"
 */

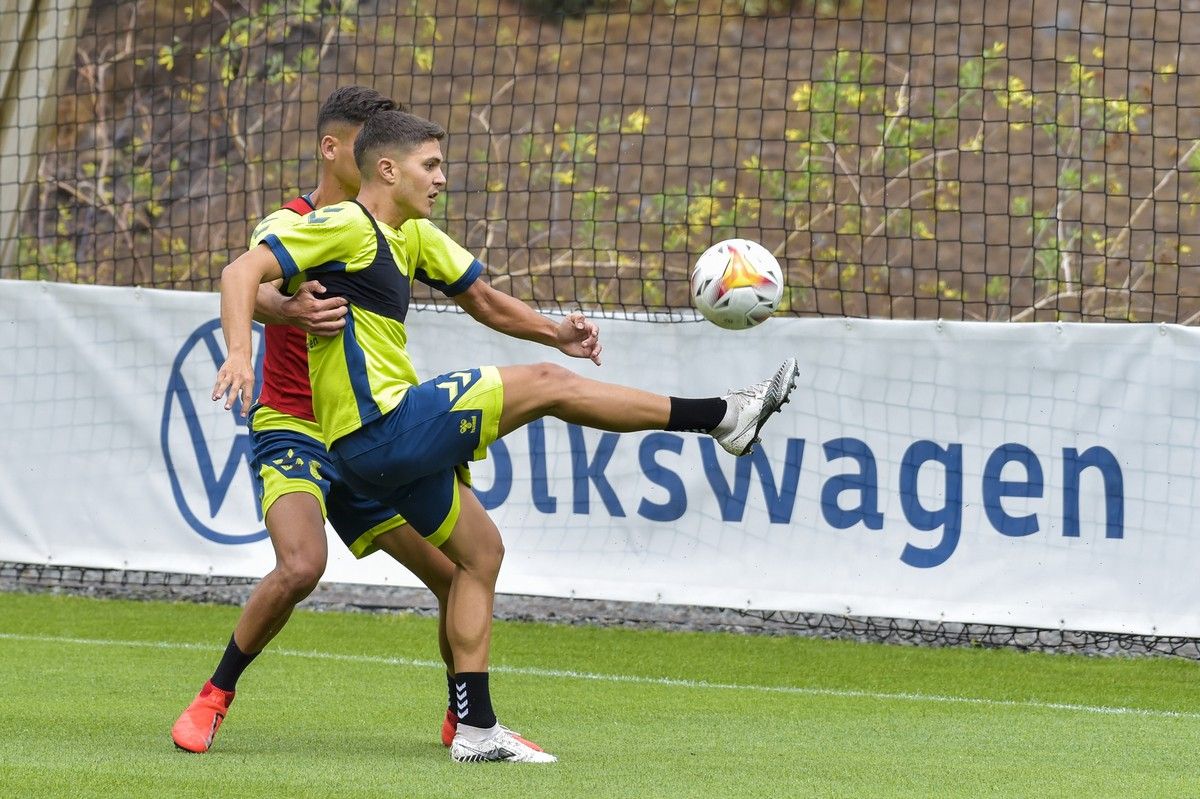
xmin=711 ymin=357 xmax=800 ymax=456
xmin=450 ymin=722 xmax=558 ymax=763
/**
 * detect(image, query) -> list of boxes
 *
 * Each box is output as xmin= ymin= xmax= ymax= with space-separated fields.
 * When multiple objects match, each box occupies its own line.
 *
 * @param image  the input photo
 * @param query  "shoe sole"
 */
xmin=741 ymin=357 xmax=800 ymax=456
xmin=451 ymin=749 xmax=558 ymax=764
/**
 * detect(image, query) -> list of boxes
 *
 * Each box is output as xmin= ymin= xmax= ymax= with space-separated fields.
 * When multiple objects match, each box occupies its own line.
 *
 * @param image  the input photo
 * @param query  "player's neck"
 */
xmin=308 ymin=175 xmax=354 ymax=209
xmin=356 ymin=188 xmax=410 ymax=230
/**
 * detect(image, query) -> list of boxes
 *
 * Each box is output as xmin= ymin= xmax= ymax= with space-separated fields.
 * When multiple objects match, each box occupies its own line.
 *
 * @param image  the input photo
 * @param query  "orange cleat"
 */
xmin=171 ymin=681 xmax=235 ymax=753
xmin=441 ymin=707 xmax=457 ymax=747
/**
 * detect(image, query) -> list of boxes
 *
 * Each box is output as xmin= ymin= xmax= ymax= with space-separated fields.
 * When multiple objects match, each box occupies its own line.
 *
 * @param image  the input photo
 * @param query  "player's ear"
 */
xmin=376 ymin=156 xmax=397 ymax=183
xmin=319 ymin=134 xmax=339 ymax=162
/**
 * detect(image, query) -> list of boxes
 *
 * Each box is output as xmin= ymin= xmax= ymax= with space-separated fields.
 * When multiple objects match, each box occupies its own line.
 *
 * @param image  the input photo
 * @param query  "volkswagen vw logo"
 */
xmin=161 ymin=319 xmax=267 ymax=544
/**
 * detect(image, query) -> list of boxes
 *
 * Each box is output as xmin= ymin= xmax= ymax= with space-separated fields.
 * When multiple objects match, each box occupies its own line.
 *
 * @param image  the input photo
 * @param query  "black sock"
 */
xmin=446 ymin=672 xmax=456 ymax=715
xmin=453 ymin=672 xmax=496 ymax=729
xmin=666 ymin=397 xmax=727 ymax=433
xmin=210 ymin=634 xmax=258 ymax=692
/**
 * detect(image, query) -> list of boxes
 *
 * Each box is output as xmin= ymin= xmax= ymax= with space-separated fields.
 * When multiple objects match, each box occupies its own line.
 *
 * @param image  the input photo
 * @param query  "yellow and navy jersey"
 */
xmin=258 ymin=200 xmax=483 ymax=447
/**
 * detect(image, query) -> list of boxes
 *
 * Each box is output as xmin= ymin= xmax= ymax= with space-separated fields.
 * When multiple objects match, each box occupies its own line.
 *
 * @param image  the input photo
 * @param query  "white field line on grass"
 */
xmin=3 ymin=631 xmax=1198 ymax=721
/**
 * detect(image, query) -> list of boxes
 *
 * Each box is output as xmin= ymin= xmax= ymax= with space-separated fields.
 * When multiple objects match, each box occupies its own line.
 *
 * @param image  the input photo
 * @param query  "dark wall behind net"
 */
xmin=7 ymin=0 xmax=1199 ymax=322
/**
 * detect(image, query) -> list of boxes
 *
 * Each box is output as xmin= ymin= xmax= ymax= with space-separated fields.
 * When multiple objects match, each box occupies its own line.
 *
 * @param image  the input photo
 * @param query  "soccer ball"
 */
xmin=689 ymin=239 xmax=784 ymax=330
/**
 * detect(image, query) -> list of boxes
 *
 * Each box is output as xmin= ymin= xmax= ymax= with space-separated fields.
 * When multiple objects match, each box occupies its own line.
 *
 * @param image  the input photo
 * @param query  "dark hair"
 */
xmin=354 ymin=110 xmax=446 ymax=172
xmin=316 ymin=86 xmax=402 ymax=135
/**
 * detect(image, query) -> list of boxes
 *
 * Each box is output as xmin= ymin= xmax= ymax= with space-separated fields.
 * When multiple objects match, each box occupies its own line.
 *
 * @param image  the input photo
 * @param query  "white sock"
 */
xmin=455 ymin=722 xmax=499 ymax=742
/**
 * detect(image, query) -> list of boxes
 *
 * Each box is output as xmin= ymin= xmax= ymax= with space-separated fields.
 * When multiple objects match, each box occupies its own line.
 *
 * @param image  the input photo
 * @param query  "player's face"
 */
xmin=391 ymin=140 xmax=446 ymax=219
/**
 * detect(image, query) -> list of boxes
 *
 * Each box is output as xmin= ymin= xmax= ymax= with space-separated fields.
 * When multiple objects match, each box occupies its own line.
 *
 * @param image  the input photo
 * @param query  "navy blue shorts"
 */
xmin=331 ymin=367 xmax=500 ymax=545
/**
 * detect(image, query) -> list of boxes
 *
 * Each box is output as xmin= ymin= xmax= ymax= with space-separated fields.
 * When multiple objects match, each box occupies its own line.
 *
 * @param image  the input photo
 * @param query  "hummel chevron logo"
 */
xmin=455 ymin=683 xmax=469 ymax=717
xmin=436 ymin=371 xmax=477 ymax=402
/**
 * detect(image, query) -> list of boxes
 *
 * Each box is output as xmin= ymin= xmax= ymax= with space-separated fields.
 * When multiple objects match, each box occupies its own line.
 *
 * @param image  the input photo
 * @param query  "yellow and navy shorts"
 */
xmin=250 ymin=407 xmax=406 ymax=558
xmin=330 ymin=366 xmax=500 ymax=547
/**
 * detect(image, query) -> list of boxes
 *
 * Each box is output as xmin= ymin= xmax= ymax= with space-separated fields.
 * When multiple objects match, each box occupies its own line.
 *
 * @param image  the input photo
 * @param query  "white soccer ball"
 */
xmin=689 ymin=238 xmax=784 ymax=330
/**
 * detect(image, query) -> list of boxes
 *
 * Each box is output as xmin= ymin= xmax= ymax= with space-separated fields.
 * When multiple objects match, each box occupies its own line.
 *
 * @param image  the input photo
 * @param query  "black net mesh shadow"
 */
xmin=5 ymin=561 xmax=1197 ymax=659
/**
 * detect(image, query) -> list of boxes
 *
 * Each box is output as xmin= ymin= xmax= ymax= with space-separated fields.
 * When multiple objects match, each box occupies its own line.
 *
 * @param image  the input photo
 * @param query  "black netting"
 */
xmin=4 ymin=1 xmax=1198 ymax=321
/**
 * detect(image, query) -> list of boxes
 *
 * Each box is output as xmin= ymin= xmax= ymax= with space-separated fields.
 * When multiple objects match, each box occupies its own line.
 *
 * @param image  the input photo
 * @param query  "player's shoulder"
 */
xmin=281 ymin=201 xmax=373 ymax=239
xmin=400 ymin=217 xmax=461 ymax=249
xmin=304 ymin=201 xmax=366 ymax=225
xmin=399 ymin=217 xmax=442 ymax=236
xmin=251 ymin=204 xmax=305 ymax=244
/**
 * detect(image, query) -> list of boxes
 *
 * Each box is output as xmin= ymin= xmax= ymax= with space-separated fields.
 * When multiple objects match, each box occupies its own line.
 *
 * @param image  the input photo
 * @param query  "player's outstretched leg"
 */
xmin=495 ymin=356 xmax=800 ymax=456
xmin=711 ymin=356 xmax=800 ymax=456
xmin=172 ymin=682 xmax=236 ymax=753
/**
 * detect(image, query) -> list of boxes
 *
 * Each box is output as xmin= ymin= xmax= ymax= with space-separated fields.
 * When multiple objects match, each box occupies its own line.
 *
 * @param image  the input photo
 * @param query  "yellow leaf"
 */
xmin=621 ymin=108 xmax=649 ymax=134
xmin=791 ymin=84 xmax=811 ymax=112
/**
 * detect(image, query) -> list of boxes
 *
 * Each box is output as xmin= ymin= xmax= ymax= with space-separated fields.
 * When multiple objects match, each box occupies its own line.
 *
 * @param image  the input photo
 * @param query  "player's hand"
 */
xmin=212 ymin=353 xmax=256 ymax=417
xmin=556 ymin=311 xmax=602 ymax=366
xmin=280 ymin=280 xmax=348 ymax=336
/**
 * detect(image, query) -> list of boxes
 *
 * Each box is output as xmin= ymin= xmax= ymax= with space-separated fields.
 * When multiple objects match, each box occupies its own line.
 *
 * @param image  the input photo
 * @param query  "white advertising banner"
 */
xmin=1 ymin=279 xmax=1197 ymax=635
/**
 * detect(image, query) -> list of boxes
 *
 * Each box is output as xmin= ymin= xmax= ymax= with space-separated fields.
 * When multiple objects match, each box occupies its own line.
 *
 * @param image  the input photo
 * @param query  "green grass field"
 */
xmin=1 ymin=592 xmax=1198 ymax=798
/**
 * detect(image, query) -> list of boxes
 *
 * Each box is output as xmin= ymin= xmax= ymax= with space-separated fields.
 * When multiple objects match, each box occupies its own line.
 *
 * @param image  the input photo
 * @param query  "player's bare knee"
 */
xmin=427 ymin=574 xmax=452 ymax=604
xmin=276 ymin=555 xmax=325 ymax=597
xmin=530 ymin=361 xmax=579 ymax=406
xmin=456 ymin=527 xmax=504 ymax=576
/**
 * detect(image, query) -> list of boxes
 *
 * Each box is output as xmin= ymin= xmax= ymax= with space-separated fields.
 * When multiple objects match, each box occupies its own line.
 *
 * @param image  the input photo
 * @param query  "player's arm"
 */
xmin=453 ymin=279 xmax=603 ymax=365
xmin=409 ymin=219 xmax=603 ymax=364
xmin=247 ymin=206 xmax=348 ymax=335
xmin=253 ymin=279 xmax=348 ymax=335
xmin=213 ymin=245 xmax=283 ymax=414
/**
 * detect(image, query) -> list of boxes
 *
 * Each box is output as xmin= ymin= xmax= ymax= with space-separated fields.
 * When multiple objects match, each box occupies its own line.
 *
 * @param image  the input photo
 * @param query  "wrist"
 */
xmin=550 ymin=317 xmax=570 ymax=347
xmin=273 ymin=298 xmax=295 ymax=323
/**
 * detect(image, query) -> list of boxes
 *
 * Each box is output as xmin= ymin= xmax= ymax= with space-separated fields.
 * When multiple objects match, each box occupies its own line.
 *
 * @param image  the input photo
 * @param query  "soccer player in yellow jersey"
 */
xmin=214 ymin=109 xmax=799 ymax=763
xmin=172 ymin=88 xmax=464 ymax=755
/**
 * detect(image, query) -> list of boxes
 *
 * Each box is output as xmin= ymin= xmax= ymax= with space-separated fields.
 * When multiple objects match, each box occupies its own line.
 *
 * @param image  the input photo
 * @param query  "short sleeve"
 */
xmin=405 ymin=219 xmax=483 ymax=296
xmin=248 ymin=208 xmax=296 ymax=251
xmin=261 ymin=204 xmax=375 ymax=282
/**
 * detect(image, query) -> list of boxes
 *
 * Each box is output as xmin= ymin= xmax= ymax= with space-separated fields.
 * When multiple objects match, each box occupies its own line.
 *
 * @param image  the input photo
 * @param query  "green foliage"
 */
xmin=13 ymin=3 xmax=1191 ymax=320
xmin=201 ymin=0 xmax=349 ymax=87
xmin=17 ymin=0 xmax=358 ymax=288
xmin=670 ymin=41 xmax=1178 ymax=320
